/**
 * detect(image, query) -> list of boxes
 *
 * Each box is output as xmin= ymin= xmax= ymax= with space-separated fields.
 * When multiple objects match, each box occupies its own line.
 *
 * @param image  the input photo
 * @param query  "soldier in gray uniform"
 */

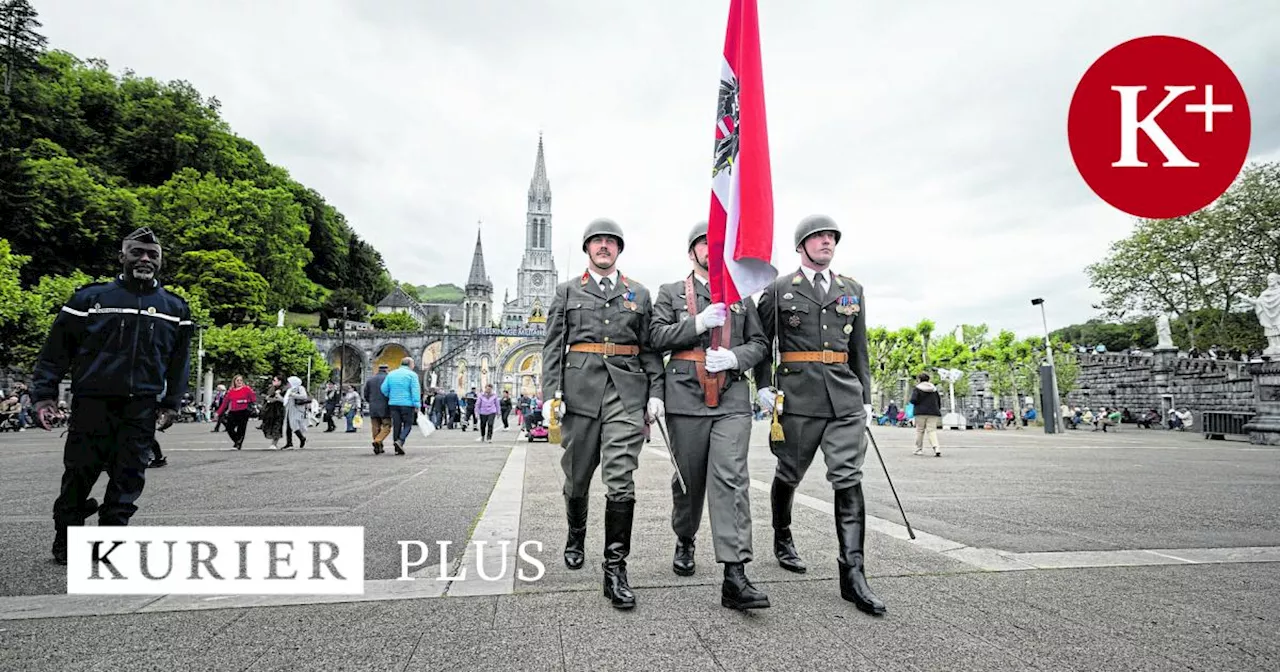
xmin=649 ymin=221 xmax=772 ymax=610
xmin=542 ymin=218 xmax=665 ymax=610
xmin=752 ymin=215 xmax=887 ymax=616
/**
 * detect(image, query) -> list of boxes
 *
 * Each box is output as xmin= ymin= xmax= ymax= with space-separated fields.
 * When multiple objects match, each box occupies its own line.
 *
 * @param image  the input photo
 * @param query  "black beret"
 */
xmin=124 ymin=227 xmax=161 ymax=245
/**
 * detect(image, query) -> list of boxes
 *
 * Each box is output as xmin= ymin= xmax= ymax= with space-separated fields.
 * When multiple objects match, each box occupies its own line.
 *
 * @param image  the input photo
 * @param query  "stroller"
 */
xmin=525 ymin=406 xmax=549 ymax=442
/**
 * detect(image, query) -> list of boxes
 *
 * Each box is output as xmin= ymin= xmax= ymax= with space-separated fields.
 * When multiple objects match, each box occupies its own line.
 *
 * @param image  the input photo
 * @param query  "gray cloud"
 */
xmin=37 ymin=0 xmax=1280 ymax=339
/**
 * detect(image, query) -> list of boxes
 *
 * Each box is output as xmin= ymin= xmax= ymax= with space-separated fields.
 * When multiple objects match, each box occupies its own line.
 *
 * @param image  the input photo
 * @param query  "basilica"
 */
xmin=348 ymin=135 xmax=560 ymax=397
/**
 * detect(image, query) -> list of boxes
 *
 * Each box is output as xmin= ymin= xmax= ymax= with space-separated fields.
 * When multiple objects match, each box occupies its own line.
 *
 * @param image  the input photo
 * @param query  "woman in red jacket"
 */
xmin=216 ymin=375 xmax=258 ymax=450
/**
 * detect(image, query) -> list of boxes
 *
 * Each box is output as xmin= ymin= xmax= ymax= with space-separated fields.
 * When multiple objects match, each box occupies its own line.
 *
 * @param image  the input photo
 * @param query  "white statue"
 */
xmin=1155 ymin=314 xmax=1174 ymax=349
xmin=277 ymin=308 xmax=285 ymax=327
xmin=1243 ymin=273 xmax=1280 ymax=356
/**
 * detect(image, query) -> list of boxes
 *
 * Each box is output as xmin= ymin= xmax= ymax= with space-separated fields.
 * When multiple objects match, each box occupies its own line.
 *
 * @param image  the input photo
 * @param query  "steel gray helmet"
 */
xmin=687 ymin=221 xmax=708 ymax=252
xmin=793 ymin=215 xmax=842 ymax=249
xmin=582 ymin=218 xmax=625 ymax=252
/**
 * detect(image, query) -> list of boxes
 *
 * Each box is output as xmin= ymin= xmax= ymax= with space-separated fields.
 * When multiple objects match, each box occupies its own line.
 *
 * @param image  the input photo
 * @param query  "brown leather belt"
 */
xmin=670 ymin=350 xmax=704 ymax=362
xmin=780 ymin=350 xmax=848 ymax=364
xmin=568 ymin=342 xmax=639 ymax=356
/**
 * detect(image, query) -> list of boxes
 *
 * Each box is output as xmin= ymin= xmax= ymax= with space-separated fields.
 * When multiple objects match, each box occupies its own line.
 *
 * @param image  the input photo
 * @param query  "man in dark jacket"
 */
xmin=443 ymin=389 xmax=460 ymax=429
xmin=363 ymin=364 xmax=392 ymax=454
xmin=30 ymin=227 xmax=192 ymax=564
xmin=909 ymin=373 xmax=943 ymax=456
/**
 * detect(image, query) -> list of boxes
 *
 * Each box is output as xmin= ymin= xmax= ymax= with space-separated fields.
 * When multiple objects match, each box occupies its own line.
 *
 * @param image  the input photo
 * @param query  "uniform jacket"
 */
xmin=31 ymin=276 xmax=192 ymax=410
xmin=649 ymin=273 xmax=769 ymax=416
xmin=542 ymin=270 xmax=664 ymax=418
xmin=363 ymin=372 xmax=391 ymax=417
xmin=752 ymin=268 xmax=871 ymax=418
xmin=381 ymin=366 xmax=421 ymax=407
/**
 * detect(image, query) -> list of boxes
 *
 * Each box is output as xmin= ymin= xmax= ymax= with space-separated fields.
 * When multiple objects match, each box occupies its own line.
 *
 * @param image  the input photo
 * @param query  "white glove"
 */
xmin=647 ymin=397 xmax=665 ymax=421
xmin=704 ymin=347 xmax=738 ymax=373
xmin=542 ymin=400 xmax=562 ymax=426
xmin=863 ymin=404 xmax=873 ymax=418
xmin=695 ymin=303 xmax=728 ymax=334
xmin=758 ymin=387 xmax=777 ymax=412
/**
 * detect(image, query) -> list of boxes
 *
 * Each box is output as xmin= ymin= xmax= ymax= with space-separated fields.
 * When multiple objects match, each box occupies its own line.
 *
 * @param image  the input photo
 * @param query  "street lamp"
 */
xmin=1031 ymin=298 xmax=1061 ymax=434
xmin=339 ymin=306 xmax=349 ymax=386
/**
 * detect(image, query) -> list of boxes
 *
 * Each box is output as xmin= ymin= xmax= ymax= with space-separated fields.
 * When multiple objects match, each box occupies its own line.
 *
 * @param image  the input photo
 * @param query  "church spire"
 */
xmin=466 ymin=224 xmax=492 ymax=292
xmin=529 ymin=132 xmax=550 ymax=200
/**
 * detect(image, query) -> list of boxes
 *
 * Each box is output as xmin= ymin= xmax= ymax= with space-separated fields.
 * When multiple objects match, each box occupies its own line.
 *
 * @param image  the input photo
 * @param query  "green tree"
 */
xmin=202 ymin=325 xmax=328 ymax=388
xmin=1086 ymin=162 xmax=1279 ymax=349
xmin=370 ymin=311 xmax=420 ymax=331
xmin=0 ymin=0 xmax=45 ymax=96
xmin=321 ymin=287 xmax=367 ymax=323
xmin=172 ymin=249 xmax=269 ymax=324
xmin=426 ymin=313 xmax=445 ymax=330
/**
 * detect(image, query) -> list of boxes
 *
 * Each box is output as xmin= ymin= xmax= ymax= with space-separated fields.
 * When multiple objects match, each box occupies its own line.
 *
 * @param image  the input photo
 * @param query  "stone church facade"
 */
xmin=316 ymin=136 xmax=559 ymax=397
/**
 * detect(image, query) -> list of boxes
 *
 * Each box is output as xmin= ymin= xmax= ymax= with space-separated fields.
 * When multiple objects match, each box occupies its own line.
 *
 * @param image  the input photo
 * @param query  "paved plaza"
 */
xmin=0 ymin=418 xmax=1277 ymax=670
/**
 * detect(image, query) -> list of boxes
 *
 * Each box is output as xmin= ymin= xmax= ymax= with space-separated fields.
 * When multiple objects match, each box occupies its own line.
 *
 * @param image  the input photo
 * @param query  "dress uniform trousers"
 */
xmin=667 ymin=412 xmax=753 ymax=563
xmin=53 ymin=396 xmax=157 ymax=527
xmin=773 ymin=412 xmax=868 ymax=490
xmin=561 ymin=378 xmax=644 ymax=503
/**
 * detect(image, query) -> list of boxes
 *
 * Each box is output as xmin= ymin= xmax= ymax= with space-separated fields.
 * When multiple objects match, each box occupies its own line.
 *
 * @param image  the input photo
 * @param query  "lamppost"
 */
xmin=1031 ymin=298 xmax=1061 ymax=434
xmin=339 ymin=306 xmax=349 ymax=386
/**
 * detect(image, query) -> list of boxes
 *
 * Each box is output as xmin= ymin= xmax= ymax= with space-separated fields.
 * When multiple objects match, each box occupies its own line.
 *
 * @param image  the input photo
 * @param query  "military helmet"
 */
xmin=582 ymin=218 xmax=625 ymax=252
xmin=793 ymin=214 xmax=842 ymax=249
xmin=687 ymin=221 xmax=709 ymax=252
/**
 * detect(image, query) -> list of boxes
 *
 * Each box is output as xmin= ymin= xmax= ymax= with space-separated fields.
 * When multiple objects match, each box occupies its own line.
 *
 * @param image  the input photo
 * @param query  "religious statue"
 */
xmin=1155 ymin=313 xmax=1175 ymax=350
xmin=1243 ymin=273 xmax=1280 ymax=356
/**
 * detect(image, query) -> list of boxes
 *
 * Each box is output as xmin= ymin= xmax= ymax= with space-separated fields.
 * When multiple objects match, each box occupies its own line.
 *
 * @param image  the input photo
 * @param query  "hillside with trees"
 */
xmin=0 ymin=0 xmax=393 ymax=380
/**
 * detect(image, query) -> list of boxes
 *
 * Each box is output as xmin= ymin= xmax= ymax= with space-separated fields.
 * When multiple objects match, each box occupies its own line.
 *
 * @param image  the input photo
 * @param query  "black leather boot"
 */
xmin=51 ymin=498 xmax=98 ymax=565
xmin=834 ymin=484 xmax=886 ymax=615
xmin=672 ymin=536 xmax=695 ymax=576
xmin=721 ymin=562 xmax=770 ymax=610
xmin=601 ymin=499 xmax=636 ymax=609
xmin=771 ymin=478 xmax=806 ymax=573
xmin=564 ymin=496 xmax=588 ymax=570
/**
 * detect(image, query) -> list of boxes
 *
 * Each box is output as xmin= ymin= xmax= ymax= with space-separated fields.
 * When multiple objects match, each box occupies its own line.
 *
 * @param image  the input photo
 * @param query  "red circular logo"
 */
xmin=1068 ymin=36 xmax=1250 ymax=219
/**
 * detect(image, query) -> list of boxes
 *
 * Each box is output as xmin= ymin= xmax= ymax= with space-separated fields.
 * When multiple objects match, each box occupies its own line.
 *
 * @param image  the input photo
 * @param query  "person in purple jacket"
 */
xmin=475 ymin=383 xmax=501 ymax=442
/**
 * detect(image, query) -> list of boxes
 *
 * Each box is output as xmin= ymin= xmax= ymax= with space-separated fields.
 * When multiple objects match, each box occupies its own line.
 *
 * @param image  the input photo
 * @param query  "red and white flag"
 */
xmin=706 ymin=0 xmax=776 ymax=305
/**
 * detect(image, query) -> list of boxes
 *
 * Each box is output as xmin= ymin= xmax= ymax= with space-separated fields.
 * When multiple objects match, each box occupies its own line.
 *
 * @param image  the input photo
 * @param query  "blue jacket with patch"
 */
xmin=31 ymin=276 xmax=193 ymax=410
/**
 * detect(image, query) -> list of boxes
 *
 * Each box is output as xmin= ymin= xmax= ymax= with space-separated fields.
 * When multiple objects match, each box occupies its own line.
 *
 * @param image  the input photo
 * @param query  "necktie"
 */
xmin=601 ymin=277 xmax=613 ymax=294
xmin=814 ymin=273 xmax=826 ymax=298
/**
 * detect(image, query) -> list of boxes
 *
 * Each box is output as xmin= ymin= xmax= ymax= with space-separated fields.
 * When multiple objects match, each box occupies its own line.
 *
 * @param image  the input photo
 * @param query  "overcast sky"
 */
xmin=37 ymin=0 xmax=1280 ymax=338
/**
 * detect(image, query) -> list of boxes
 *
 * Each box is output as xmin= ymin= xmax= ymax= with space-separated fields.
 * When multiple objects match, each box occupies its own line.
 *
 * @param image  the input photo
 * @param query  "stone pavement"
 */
xmin=0 ymin=417 xmax=1276 ymax=670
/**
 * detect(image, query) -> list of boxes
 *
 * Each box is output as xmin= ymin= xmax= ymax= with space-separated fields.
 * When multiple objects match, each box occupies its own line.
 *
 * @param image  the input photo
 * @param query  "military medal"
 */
xmin=843 ymin=324 xmax=853 ymax=334
xmin=788 ymin=314 xmax=802 ymax=328
xmin=836 ymin=295 xmax=854 ymax=316
xmin=783 ymin=292 xmax=794 ymax=300
xmin=730 ymin=303 xmax=743 ymax=313
xmin=623 ymin=290 xmax=637 ymax=311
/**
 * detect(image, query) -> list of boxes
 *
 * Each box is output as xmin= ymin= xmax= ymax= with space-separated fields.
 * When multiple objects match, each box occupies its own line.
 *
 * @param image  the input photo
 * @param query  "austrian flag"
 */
xmin=707 ymin=0 xmax=776 ymax=305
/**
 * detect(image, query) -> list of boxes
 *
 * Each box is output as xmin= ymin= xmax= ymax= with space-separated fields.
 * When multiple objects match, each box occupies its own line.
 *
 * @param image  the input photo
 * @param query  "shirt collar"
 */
xmin=587 ymin=268 xmax=619 ymax=289
xmin=799 ymin=266 xmax=829 ymax=287
xmin=693 ymin=273 xmax=709 ymax=286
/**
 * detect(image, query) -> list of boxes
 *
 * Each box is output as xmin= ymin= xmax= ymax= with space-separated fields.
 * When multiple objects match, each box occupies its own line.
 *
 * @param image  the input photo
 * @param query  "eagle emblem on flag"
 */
xmin=712 ymin=73 xmax=740 ymax=178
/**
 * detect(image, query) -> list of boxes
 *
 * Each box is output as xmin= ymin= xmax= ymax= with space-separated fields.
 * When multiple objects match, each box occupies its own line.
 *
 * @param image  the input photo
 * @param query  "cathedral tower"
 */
xmin=502 ymin=134 xmax=559 ymax=328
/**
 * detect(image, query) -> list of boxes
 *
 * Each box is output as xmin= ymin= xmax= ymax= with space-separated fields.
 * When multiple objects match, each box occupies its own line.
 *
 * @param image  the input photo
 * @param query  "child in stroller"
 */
xmin=524 ymin=405 xmax=548 ymax=442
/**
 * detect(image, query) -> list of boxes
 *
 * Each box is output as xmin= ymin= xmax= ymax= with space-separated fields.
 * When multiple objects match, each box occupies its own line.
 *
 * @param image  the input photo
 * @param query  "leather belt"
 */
xmin=568 ymin=342 xmax=639 ymax=356
xmin=670 ymin=350 xmax=704 ymax=362
xmin=780 ymin=350 xmax=848 ymax=364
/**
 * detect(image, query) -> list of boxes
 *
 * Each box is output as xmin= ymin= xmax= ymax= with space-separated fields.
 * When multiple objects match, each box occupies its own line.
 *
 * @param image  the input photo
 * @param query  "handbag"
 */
xmin=353 ymin=414 xmax=363 ymax=428
xmin=247 ymin=402 xmax=261 ymax=418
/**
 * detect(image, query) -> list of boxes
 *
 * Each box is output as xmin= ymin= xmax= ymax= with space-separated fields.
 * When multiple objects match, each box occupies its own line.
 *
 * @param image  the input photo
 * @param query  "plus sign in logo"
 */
xmin=1068 ymin=36 xmax=1251 ymax=219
